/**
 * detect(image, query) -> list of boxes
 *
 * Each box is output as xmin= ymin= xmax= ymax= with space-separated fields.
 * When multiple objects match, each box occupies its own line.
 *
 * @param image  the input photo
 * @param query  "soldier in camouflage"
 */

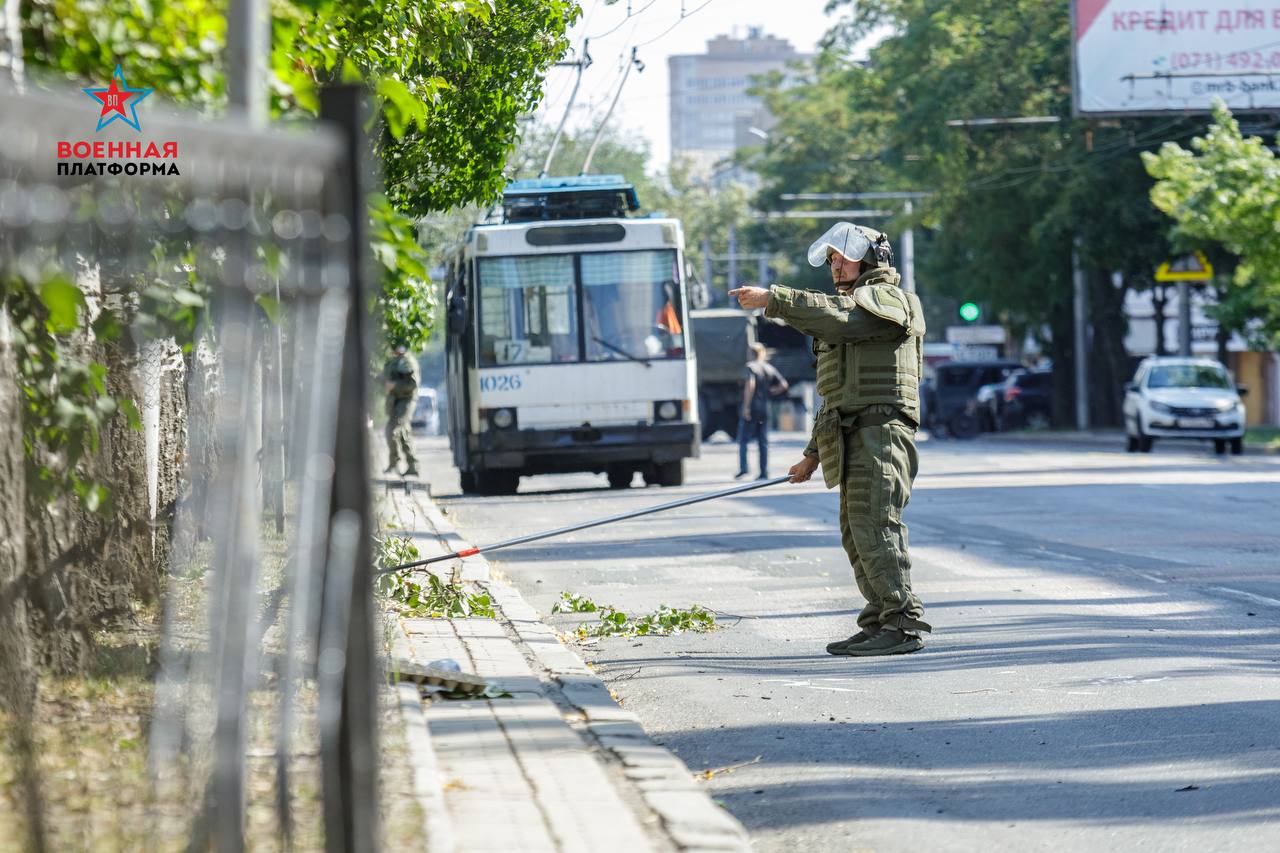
xmin=382 ymin=343 xmax=420 ymax=477
xmin=730 ymin=223 xmax=930 ymax=656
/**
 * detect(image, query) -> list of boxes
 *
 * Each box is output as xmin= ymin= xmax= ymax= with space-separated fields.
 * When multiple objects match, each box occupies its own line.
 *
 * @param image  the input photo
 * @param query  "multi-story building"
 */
xmin=668 ymin=28 xmax=809 ymax=173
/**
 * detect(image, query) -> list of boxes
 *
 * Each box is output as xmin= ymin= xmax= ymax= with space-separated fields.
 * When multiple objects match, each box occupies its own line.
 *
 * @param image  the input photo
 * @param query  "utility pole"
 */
xmin=901 ymin=199 xmax=916 ymax=294
xmin=726 ymin=225 xmax=737 ymax=290
xmin=1072 ymin=239 xmax=1090 ymax=430
xmin=1177 ymin=280 xmax=1193 ymax=355
xmin=227 ymin=0 xmax=269 ymax=124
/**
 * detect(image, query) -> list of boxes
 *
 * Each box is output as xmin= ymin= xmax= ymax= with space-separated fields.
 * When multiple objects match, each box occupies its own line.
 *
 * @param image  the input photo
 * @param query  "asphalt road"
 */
xmin=415 ymin=429 xmax=1280 ymax=852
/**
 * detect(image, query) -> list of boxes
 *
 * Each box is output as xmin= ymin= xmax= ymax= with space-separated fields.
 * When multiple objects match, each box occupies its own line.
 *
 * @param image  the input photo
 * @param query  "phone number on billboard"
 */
xmin=1171 ymin=51 xmax=1280 ymax=71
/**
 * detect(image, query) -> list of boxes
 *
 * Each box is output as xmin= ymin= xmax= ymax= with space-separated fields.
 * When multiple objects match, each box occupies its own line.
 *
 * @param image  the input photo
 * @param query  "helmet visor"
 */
xmin=807 ymin=222 xmax=873 ymax=268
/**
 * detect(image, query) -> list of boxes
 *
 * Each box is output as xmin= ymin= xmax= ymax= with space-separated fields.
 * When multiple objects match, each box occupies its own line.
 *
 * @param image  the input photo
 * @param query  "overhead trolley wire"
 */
xmin=635 ymin=0 xmax=718 ymax=48
xmin=586 ymin=0 xmax=660 ymax=40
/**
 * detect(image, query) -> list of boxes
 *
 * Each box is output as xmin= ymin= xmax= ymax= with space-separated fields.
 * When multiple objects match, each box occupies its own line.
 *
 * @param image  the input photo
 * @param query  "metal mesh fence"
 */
xmin=0 ymin=83 xmax=379 ymax=852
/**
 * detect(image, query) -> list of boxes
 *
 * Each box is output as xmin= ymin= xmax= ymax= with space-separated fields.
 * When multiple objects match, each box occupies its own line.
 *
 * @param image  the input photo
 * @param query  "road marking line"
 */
xmin=1139 ymin=573 xmax=1169 ymax=584
xmin=1207 ymin=586 xmax=1280 ymax=609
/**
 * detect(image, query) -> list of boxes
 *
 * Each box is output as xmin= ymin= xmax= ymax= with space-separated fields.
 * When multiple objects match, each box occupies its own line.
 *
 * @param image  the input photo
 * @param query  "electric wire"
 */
xmin=586 ymin=0 xmax=660 ymax=40
xmin=634 ymin=0 xmax=717 ymax=48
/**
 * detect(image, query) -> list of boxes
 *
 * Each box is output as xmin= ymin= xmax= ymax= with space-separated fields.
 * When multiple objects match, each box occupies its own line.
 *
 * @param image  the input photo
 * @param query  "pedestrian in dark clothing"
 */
xmin=736 ymin=342 xmax=788 ymax=480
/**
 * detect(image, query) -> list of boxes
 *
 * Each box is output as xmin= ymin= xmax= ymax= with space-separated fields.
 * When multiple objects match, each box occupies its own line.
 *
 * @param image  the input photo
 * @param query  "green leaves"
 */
xmin=3 ymin=272 xmax=140 ymax=512
xmin=373 ymin=533 xmax=496 ymax=619
xmin=552 ymin=592 xmax=718 ymax=639
xmin=551 ymin=591 xmax=599 ymax=613
xmin=371 ymin=194 xmax=436 ymax=357
xmin=1143 ymin=101 xmax=1280 ymax=349
xmin=39 ymin=276 xmax=85 ymax=334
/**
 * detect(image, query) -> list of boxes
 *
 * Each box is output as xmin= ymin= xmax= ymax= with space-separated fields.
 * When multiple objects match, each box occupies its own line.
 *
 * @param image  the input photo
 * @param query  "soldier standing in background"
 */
xmin=382 ymin=343 xmax=420 ymax=477
xmin=730 ymin=223 xmax=930 ymax=656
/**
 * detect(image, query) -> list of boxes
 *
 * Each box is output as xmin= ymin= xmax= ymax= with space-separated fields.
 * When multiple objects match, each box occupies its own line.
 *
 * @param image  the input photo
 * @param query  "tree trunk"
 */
xmin=0 ymin=305 xmax=33 ymax=703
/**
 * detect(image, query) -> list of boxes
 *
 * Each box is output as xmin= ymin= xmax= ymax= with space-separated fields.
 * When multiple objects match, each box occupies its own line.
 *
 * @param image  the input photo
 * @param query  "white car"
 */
xmin=411 ymin=388 xmax=440 ymax=435
xmin=1123 ymin=357 xmax=1246 ymax=454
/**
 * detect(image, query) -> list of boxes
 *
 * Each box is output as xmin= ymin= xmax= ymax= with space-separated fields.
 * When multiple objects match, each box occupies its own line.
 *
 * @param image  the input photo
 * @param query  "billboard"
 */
xmin=1073 ymin=1 xmax=1280 ymax=114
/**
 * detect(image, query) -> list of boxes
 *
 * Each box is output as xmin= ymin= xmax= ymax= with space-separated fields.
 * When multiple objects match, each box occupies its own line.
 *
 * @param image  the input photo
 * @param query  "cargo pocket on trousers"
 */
xmin=881 ymin=424 xmax=909 ymax=525
xmin=814 ymin=407 xmax=844 ymax=490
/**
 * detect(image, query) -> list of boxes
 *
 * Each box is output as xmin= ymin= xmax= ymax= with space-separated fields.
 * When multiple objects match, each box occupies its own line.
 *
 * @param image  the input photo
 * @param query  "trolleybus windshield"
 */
xmin=477 ymin=249 xmax=686 ymax=367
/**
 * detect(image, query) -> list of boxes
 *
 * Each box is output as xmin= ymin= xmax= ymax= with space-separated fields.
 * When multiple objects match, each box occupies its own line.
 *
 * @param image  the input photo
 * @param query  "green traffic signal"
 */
xmin=959 ymin=302 xmax=980 ymax=322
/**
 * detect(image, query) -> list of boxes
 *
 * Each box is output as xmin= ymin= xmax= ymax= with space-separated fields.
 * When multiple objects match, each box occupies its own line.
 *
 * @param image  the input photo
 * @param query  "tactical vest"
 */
xmin=814 ymin=286 xmax=924 ymax=425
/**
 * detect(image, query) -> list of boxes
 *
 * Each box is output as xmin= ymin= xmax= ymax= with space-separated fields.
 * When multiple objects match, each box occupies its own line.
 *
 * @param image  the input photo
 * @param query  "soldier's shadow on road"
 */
xmin=656 ymin=700 xmax=1280 ymax=828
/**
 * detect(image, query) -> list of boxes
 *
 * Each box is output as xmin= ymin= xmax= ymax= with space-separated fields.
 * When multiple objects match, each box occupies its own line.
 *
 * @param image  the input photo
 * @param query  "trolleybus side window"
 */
xmin=581 ymin=250 xmax=686 ymax=362
xmin=477 ymin=255 xmax=579 ymax=366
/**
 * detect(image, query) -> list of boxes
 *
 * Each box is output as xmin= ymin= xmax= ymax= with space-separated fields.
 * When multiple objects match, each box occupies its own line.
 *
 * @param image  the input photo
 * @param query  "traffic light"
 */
xmin=959 ymin=302 xmax=981 ymax=322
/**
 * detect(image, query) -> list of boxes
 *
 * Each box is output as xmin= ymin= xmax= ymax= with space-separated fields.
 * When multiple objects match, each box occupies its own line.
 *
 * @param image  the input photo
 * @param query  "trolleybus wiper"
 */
xmin=591 ymin=336 xmax=653 ymax=368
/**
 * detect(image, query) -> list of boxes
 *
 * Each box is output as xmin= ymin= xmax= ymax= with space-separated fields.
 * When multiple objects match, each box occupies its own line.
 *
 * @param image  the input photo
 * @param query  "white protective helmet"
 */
xmin=806 ymin=222 xmax=892 ymax=268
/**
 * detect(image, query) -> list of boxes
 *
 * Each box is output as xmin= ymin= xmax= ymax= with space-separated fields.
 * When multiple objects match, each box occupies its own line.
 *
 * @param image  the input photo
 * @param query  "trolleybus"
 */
xmin=442 ymin=176 xmax=699 ymax=495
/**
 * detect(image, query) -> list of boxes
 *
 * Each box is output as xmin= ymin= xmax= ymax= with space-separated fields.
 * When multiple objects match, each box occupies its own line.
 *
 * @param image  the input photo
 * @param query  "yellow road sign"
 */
xmin=1155 ymin=251 xmax=1213 ymax=282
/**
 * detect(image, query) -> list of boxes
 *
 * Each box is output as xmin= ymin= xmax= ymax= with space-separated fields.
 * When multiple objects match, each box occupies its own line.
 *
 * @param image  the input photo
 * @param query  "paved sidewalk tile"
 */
xmin=402 ymin=618 xmax=656 ymax=853
xmin=382 ymin=465 xmax=750 ymax=853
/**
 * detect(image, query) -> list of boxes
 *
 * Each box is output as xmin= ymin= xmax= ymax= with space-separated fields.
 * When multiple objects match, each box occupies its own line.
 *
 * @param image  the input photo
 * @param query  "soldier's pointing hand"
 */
xmin=729 ymin=286 xmax=770 ymax=310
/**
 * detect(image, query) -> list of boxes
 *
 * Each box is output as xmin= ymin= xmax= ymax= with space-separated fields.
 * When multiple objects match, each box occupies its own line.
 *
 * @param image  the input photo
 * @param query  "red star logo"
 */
xmin=82 ymin=65 xmax=152 ymax=131
xmin=91 ymin=77 xmax=136 ymax=121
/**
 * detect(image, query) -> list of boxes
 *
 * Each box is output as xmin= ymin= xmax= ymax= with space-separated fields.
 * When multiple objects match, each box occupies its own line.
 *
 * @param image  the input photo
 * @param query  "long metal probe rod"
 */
xmin=381 ymin=475 xmax=793 ymax=574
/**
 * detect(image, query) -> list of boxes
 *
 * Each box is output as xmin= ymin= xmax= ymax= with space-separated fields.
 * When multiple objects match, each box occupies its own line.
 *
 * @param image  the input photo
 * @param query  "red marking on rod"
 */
xmin=456 ymin=547 xmax=480 ymax=558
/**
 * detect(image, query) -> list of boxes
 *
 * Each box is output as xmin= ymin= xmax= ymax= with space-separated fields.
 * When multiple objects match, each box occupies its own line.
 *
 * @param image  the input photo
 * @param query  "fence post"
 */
xmin=318 ymin=84 xmax=380 ymax=853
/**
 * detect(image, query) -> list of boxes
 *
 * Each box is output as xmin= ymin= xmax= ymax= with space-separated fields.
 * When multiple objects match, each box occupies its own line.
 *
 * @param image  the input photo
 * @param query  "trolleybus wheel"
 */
xmin=607 ymin=466 xmax=633 ymax=489
xmin=477 ymin=470 xmax=519 ymax=496
xmin=650 ymin=460 xmax=685 ymax=487
xmin=459 ymin=470 xmax=479 ymax=494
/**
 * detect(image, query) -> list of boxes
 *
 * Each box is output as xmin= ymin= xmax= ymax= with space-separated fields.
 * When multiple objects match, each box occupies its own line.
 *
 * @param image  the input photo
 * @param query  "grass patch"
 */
xmin=1 ymin=508 xmax=424 ymax=852
xmin=1245 ymin=426 xmax=1280 ymax=448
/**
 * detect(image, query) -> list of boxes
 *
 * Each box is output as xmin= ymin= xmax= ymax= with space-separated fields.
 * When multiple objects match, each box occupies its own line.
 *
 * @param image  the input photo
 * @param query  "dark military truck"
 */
xmin=690 ymin=308 xmax=814 ymax=440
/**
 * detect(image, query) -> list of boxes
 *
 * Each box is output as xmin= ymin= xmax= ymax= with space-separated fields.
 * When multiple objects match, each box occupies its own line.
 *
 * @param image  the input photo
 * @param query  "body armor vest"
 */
xmin=814 ymin=319 xmax=923 ymax=424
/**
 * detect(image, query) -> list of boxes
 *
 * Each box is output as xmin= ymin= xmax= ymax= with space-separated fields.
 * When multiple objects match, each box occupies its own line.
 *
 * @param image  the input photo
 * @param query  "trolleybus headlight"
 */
xmin=490 ymin=408 xmax=516 ymax=429
xmin=655 ymin=400 xmax=679 ymax=421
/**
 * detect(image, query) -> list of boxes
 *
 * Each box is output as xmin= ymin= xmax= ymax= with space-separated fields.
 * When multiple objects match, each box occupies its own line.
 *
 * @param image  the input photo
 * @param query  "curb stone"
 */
xmin=409 ymin=489 xmax=752 ymax=853
xmin=967 ymin=429 xmax=1280 ymax=455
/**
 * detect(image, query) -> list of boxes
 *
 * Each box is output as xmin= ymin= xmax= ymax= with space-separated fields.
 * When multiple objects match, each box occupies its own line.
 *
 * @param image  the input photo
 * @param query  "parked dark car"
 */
xmin=976 ymin=371 xmax=1026 ymax=431
xmin=927 ymin=360 xmax=1025 ymax=437
xmin=998 ymin=369 xmax=1053 ymax=430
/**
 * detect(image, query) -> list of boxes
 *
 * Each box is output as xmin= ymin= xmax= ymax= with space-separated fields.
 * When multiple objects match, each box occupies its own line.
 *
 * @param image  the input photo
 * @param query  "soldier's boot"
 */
xmin=835 ymin=626 xmax=923 ymax=657
xmin=825 ymin=628 xmax=878 ymax=655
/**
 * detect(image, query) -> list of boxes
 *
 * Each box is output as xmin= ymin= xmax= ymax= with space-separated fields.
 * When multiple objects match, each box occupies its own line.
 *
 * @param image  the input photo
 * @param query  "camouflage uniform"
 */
xmin=383 ymin=352 xmax=419 ymax=475
xmin=765 ymin=263 xmax=929 ymax=648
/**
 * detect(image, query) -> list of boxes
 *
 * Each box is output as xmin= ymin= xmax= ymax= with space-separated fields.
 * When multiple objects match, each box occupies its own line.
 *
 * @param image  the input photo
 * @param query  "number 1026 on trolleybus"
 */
xmin=442 ymin=175 xmax=699 ymax=495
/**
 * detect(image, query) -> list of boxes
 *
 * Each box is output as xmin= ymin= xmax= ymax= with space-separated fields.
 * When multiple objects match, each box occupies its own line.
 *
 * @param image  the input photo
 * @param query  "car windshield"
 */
xmin=1147 ymin=364 xmax=1232 ymax=390
xmin=582 ymin=250 xmax=685 ymax=362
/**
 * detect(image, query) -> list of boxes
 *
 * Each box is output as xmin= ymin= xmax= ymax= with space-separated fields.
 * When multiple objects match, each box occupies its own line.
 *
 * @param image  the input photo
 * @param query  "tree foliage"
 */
xmin=22 ymin=0 xmax=579 ymax=356
xmin=752 ymin=0 xmax=1195 ymax=423
xmin=1144 ymin=101 xmax=1280 ymax=349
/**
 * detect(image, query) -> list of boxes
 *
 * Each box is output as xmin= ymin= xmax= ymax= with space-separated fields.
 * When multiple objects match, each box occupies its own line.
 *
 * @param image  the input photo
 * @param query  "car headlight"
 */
xmin=1149 ymin=400 xmax=1173 ymax=414
xmin=655 ymin=400 xmax=680 ymax=421
xmin=490 ymin=408 xmax=515 ymax=429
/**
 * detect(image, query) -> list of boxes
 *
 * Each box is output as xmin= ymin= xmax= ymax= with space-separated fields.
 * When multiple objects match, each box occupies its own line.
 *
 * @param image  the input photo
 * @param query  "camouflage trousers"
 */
xmin=836 ymin=411 xmax=925 ymax=631
xmin=385 ymin=398 xmax=417 ymax=472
